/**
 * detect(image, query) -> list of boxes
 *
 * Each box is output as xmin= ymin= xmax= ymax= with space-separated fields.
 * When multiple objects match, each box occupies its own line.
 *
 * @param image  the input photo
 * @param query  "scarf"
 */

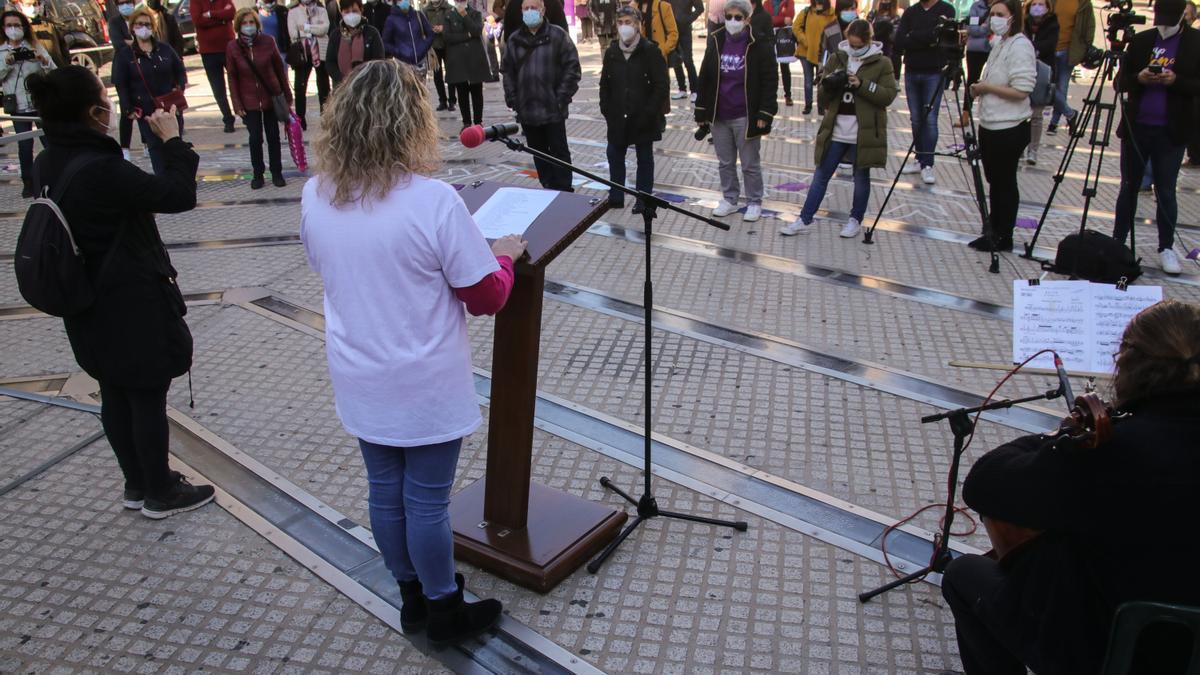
xmin=338 ymin=29 xmax=364 ymax=77
xmin=305 ymin=4 xmax=323 ymax=64
xmin=618 ymin=33 xmax=639 ymax=59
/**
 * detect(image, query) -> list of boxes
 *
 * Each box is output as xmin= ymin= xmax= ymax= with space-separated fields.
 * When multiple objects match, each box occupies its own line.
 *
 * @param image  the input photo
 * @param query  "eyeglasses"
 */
xmin=724 ymin=13 xmax=745 ymax=19
xmin=133 ymin=22 xmax=154 ymax=27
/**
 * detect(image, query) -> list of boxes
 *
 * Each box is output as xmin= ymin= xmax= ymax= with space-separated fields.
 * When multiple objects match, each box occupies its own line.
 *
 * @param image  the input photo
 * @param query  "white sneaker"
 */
xmin=743 ymin=204 xmax=762 ymax=222
xmin=901 ymin=161 xmax=921 ymax=174
xmin=1161 ymin=248 xmax=1182 ymax=275
xmin=839 ymin=218 xmax=862 ymax=238
xmin=779 ymin=219 xmax=812 ymax=236
xmin=671 ymin=90 xmax=688 ymax=100
xmin=1026 ymin=148 xmax=1038 ymax=165
xmin=712 ymin=200 xmax=739 ymax=217
xmin=121 ymin=148 xmax=131 ymax=161
xmin=837 ymin=164 xmax=853 ymax=177
xmin=921 ymin=166 xmax=936 ymax=185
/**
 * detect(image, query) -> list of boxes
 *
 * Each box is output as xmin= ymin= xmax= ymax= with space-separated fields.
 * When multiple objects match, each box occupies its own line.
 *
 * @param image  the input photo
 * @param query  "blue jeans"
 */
xmin=800 ymin=59 xmax=816 ymax=108
xmin=359 ymin=437 xmax=463 ymax=599
xmin=607 ymin=140 xmax=654 ymax=206
xmin=905 ymin=71 xmax=944 ymax=168
xmin=1113 ymin=124 xmax=1185 ymax=252
xmin=800 ymin=141 xmax=870 ymax=224
xmin=1049 ymin=50 xmax=1075 ymax=124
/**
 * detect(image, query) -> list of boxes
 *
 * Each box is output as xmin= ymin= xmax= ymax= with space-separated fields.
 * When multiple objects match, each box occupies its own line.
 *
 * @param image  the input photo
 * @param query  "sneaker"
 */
xmin=1046 ymin=123 xmax=1058 ymax=135
xmin=837 ymin=164 xmax=853 ymax=178
xmin=901 ymin=161 xmax=921 ymax=175
xmin=671 ymin=90 xmax=688 ymax=100
xmin=121 ymin=148 xmax=131 ymax=161
xmin=141 ymin=475 xmax=215 ymax=520
xmin=1025 ymin=148 xmax=1038 ymax=165
xmin=779 ymin=219 xmax=812 ymax=236
xmin=1161 ymin=248 xmax=1182 ymax=275
xmin=712 ymin=200 xmax=739 ymax=217
xmin=921 ymin=166 xmax=936 ymax=185
xmin=743 ymin=204 xmax=762 ymax=222
xmin=122 ymin=488 xmax=144 ymax=510
xmin=839 ymin=218 xmax=862 ymax=238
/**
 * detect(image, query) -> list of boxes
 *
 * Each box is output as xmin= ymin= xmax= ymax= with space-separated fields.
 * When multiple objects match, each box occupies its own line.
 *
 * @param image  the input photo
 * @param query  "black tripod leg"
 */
xmin=858 ymin=564 xmax=934 ymax=603
xmin=598 ymin=475 xmax=640 ymax=507
xmin=657 ymin=508 xmax=749 ymax=531
xmin=587 ymin=515 xmax=646 ymax=573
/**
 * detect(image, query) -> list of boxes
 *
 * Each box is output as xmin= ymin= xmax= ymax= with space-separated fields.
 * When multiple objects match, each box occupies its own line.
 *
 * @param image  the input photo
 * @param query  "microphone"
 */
xmin=1053 ymin=353 xmax=1075 ymax=412
xmin=459 ymin=123 xmax=521 ymax=148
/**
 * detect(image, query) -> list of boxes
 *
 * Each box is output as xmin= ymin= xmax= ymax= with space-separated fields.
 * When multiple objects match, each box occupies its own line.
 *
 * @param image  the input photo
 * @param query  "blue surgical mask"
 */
xmin=118 ymin=2 xmax=135 ymax=16
xmin=241 ymin=24 xmax=258 ymax=36
xmin=398 ymin=0 xmax=409 ymax=9
xmin=839 ymin=9 xmax=857 ymax=22
xmin=522 ymin=8 xmax=542 ymax=27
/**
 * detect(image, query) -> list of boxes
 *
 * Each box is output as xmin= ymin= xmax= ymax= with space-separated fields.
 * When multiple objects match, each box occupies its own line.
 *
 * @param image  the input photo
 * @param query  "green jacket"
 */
xmin=814 ymin=46 xmax=898 ymax=170
xmin=1066 ymin=0 xmax=1095 ymax=68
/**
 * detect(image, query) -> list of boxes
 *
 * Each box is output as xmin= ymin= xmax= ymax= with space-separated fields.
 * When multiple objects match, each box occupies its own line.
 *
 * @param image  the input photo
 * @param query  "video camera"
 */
xmin=1105 ymin=0 xmax=1145 ymax=51
xmin=934 ymin=15 xmax=966 ymax=52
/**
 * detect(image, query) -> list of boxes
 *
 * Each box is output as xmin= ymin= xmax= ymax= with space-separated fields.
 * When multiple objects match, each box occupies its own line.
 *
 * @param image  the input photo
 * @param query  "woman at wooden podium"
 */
xmin=300 ymin=59 xmax=528 ymax=648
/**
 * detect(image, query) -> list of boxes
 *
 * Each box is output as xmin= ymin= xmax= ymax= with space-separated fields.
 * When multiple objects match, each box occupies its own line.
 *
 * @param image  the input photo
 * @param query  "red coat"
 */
xmin=225 ymin=35 xmax=292 ymax=113
xmin=765 ymin=0 xmax=793 ymax=27
xmin=190 ymin=0 xmax=236 ymax=54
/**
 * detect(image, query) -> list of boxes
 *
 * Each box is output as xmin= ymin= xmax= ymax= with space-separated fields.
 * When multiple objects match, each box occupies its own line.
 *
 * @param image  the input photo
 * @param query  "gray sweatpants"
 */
xmin=711 ymin=116 xmax=764 ymax=206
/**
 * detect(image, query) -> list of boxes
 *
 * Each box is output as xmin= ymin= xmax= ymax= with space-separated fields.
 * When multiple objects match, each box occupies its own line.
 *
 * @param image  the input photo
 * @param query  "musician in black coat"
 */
xmin=942 ymin=300 xmax=1200 ymax=675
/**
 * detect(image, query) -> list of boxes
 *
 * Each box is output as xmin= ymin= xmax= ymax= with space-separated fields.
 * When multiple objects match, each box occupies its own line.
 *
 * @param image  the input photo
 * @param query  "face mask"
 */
xmin=91 ymin=105 xmax=112 ymax=133
xmin=989 ymin=15 xmax=1009 ymax=34
xmin=849 ymin=43 xmax=869 ymax=56
xmin=19 ymin=5 xmax=38 ymax=18
xmin=522 ymin=8 xmax=542 ymax=26
xmin=725 ymin=18 xmax=745 ymax=33
xmin=398 ymin=0 xmax=410 ymax=8
xmin=241 ymin=24 xmax=258 ymax=36
xmin=617 ymin=23 xmax=637 ymax=40
xmin=343 ymin=11 xmax=362 ymax=25
xmin=1157 ymin=24 xmax=1181 ymax=38
xmin=1029 ymin=4 xmax=1046 ymax=17
xmin=839 ymin=10 xmax=857 ymax=22
xmin=118 ymin=3 xmax=135 ymax=16
xmin=133 ymin=25 xmax=153 ymax=39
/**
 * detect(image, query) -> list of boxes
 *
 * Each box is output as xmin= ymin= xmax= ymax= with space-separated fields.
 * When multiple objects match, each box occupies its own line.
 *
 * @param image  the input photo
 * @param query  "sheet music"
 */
xmin=470 ymin=187 xmax=557 ymax=239
xmin=1012 ymin=281 xmax=1161 ymax=374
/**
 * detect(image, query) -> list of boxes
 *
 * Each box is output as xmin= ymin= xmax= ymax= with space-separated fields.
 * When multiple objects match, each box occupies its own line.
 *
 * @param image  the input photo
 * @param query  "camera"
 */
xmin=821 ymin=70 xmax=850 ymax=94
xmin=1104 ymin=0 xmax=1144 ymax=52
xmin=934 ymin=15 xmax=965 ymax=49
xmin=11 ymin=47 xmax=36 ymax=62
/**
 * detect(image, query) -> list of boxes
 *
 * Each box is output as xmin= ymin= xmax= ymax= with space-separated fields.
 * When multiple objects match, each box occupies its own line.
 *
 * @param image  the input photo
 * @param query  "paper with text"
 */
xmin=1012 ymin=281 xmax=1161 ymax=374
xmin=470 ymin=187 xmax=557 ymax=239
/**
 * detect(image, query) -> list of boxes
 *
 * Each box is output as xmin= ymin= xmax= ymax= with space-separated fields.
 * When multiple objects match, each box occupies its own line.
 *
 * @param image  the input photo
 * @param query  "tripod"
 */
xmin=858 ymin=386 xmax=1063 ymax=603
xmin=486 ymin=132 xmax=749 ymax=577
xmin=862 ymin=50 xmax=997 ymax=274
xmin=1023 ymin=45 xmax=1128 ymax=259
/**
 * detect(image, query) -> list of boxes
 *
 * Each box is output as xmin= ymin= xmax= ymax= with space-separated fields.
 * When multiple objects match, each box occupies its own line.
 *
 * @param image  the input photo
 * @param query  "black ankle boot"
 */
xmin=425 ymin=576 xmax=502 ymax=648
xmin=398 ymin=578 xmax=427 ymax=633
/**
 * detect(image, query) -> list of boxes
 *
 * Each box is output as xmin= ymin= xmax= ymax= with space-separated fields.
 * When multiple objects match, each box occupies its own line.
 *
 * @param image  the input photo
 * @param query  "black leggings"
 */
xmin=453 ymin=82 xmax=483 ymax=127
xmin=293 ymin=61 xmax=330 ymax=120
xmin=780 ymin=62 xmax=792 ymax=98
xmin=979 ymin=121 xmax=1030 ymax=241
xmin=99 ymin=380 xmax=173 ymax=497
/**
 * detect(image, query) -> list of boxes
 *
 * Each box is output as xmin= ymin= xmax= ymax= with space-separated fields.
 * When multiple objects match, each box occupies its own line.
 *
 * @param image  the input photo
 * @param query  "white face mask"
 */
xmin=988 ymin=15 xmax=1010 ymax=35
xmin=342 ymin=11 xmax=362 ymax=26
xmin=133 ymin=26 xmax=153 ymax=40
xmin=617 ymin=23 xmax=637 ymax=41
xmin=1157 ymin=24 xmax=1181 ymax=38
xmin=19 ymin=4 xmax=38 ymax=18
xmin=92 ymin=104 xmax=113 ymax=133
xmin=725 ymin=18 xmax=745 ymax=34
xmin=5 ymin=26 xmax=23 ymax=41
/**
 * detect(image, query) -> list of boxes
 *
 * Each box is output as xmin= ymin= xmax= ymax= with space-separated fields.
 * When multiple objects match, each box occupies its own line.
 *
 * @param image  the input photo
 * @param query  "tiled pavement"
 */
xmin=2 ymin=26 xmax=1198 ymax=674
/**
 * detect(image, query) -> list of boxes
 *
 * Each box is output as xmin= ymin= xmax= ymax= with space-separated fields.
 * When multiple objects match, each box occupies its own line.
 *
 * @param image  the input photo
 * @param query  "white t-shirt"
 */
xmin=301 ymin=175 xmax=500 ymax=446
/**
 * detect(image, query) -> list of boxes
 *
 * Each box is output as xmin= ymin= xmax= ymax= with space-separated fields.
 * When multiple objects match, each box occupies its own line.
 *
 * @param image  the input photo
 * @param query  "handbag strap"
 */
xmin=239 ymin=41 xmax=282 ymax=97
xmin=131 ymin=50 xmax=155 ymax=102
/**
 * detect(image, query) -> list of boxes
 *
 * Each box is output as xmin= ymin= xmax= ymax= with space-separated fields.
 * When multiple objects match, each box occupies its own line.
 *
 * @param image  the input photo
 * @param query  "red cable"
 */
xmin=878 ymin=349 xmax=1059 ymax=579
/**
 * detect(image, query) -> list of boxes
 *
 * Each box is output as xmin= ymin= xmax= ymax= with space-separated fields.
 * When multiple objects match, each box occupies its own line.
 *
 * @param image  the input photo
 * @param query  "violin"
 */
xmin=984 ymin=393 xmax=1124 ymax=561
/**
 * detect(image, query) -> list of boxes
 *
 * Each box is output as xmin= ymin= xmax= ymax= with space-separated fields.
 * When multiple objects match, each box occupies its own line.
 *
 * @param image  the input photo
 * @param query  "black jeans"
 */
xmin=293 ymin=61 xmax=330 ymax=120
xmin=606 ymin=139 xmax=654 ymax=206
xmin=119 ymin=113 xmax=133 ymax=149
xmin=201 ymin=52 xmax=235 ymax=125
xmin=243 ymin=109 xmax=283 ymax=177
xmin=453 ymin=82 xmax=483 ymax=127
xmin=524 ymin=120 xmax=573 ymax=191
xmin=779 ymin=62 xmax=792 ymax=98
xmin=942 ymin=554 xmax=1037 ymax=675
xmin=672 ymin=29 xmax=699 ymax=92
xmin=1113 ymin=123 xmax=1186 ymax=251
xmin=98 ymin=380 xmax=173 ymax=497
xmin=432 ymin=46 xmax=456 ymax=106
xmin=979 ymin=121 xmax=1030 ymax=242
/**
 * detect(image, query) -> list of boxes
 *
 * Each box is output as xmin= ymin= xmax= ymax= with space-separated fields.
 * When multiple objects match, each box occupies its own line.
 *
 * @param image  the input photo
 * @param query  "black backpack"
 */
xmin=14 ymin=153 xmax=108 ymax=317
xmin=1045 ymin=229 xmax=1143 ymax=284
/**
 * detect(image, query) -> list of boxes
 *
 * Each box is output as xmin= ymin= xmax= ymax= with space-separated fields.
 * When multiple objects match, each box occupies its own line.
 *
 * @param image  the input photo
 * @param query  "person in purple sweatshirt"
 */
xmin=693 ymin=0 xmax=778 ymax=223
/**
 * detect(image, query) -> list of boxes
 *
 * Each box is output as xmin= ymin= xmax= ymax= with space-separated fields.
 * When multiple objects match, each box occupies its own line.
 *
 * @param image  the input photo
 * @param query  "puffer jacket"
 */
xmin=694 ymin=25 xmax=779 ymax=137
xmin=225 ymin=33 xmax=292 ymax=112
xmin=501 ymin=21 xmax=582 ymax=125
xmin=813 ymin=41 xmax=897 ymax=169
xmin=382 ymin=7 xmax=435 ymax=63
xmin=792 ymin=4 xmax=835 ymax=64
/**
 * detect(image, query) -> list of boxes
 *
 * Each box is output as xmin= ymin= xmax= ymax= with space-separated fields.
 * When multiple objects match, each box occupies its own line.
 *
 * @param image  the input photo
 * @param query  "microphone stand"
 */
xmin=486 ymin=132 xmax=749 ymax=576
xmin=858 ymin=385 xmax=1064 ymax=603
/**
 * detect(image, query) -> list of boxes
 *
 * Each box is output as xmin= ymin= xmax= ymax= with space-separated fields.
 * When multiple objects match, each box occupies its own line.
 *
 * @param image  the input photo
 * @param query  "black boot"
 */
xmin=425 ymin=576 xmax=502 ymax=648
xmin=21 ymin=177 xmax=34 ymax=199
xmin=400 ymin=572 xmax=464 ymax=633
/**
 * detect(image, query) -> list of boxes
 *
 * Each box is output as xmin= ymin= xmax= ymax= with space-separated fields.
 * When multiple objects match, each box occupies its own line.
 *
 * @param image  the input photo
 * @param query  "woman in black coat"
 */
xmin=443 ymin=2 xmax=490 ymax=128
xmin=25 ymin=65 xmax=215 ymax=520
xmin=599 ymin=5 xmax=668 ymax=212
xmin=110 ymin=6 xmax=187 ymax=176
xmin=325 ymin=0 xmax=385 ymax=84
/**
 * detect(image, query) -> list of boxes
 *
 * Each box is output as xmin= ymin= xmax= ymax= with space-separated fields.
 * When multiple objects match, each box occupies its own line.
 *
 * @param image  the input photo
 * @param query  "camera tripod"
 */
xmin=863 ymin=49 xmax=999 ymax=274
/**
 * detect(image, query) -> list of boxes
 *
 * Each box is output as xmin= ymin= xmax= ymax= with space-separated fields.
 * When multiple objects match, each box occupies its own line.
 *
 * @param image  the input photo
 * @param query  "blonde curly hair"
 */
xmin=314 ymin=59 xmax=441 ymax=208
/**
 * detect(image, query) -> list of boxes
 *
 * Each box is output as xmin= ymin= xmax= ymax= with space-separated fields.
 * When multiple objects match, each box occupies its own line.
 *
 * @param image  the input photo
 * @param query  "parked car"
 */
xmin=169 ymin=0 xmax=197 ymax=54
xmin=40 ymin=0 xmax=114 ymax=73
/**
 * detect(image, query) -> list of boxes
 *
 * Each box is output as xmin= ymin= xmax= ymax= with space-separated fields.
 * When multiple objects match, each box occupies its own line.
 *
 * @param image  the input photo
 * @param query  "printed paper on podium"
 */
xmin=1012 ymin=280 xmax=1162 ymax=374
xmin=471 ymin=187 xmax=558 ymax=239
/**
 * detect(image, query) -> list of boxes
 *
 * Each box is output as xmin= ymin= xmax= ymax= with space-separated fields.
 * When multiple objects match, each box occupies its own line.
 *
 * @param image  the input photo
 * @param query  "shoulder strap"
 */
xmin=31 ymin=152 xmax=108 ymax=257
xmin=239 ymin=41 xmax=280 ymax=96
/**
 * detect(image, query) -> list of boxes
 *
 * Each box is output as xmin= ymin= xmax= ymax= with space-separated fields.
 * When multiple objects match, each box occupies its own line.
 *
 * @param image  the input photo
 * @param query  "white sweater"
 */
xmin=974 ymin=32 xmax=1036 ymax=131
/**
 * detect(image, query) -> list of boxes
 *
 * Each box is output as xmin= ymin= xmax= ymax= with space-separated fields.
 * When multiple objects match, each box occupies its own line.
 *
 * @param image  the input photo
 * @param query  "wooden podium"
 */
xmin=450 ymin=181 xmax=628 ymax=593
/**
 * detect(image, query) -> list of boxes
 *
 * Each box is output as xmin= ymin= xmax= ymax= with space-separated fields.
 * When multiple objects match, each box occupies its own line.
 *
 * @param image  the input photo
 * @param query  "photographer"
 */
xmin=968 ymin=0 xmax=1035 ymax=252
xmin=893 ymin=0 xmax=955 ymax=184
xmin=1111 ymin=0 xmax=1200 ymax=275
xmin=111 ymin=7 xmax=187 ymax=176
xmin=779 ymin=18 xmax=897 ymax=238
xmin=1 ymin=9 xmax=53 ymax=198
